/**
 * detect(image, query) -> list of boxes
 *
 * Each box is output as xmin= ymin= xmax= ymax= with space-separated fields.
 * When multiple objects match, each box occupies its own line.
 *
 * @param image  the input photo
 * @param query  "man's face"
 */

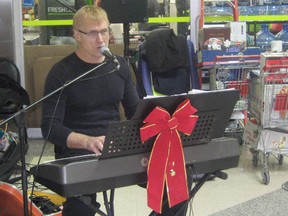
xmin=74 ymin=17 xmax=110 ymax=59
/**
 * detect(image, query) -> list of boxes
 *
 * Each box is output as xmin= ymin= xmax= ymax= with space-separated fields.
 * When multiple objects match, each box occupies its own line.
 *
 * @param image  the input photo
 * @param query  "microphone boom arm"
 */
xmin=0 ymin=61 xmax=108 ymax=126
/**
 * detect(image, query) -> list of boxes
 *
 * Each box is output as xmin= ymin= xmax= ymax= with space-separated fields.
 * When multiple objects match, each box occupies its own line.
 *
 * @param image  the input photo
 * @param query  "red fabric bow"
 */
xmin=140 ymin=99 xmax=198 ymax=213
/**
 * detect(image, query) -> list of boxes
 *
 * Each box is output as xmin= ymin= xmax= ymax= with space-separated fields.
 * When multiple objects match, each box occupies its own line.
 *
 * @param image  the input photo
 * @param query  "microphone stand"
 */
xmin=0 ymin=61 xmax=107 ymax=216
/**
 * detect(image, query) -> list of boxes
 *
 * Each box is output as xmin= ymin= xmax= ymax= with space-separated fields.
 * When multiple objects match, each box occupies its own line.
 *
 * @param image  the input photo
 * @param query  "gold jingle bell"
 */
xmin=170 ymin=169 xmax=176 ymax=176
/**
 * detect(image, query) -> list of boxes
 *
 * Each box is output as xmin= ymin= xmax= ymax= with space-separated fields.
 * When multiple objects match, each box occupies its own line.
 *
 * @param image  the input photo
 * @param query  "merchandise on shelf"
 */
xmin=276 ymin=24 xmax=288 ymax=51
xmin=205 ymin=4 xmax=287 ymax=16
xmin=198 ymin=27 xmax=231 ymax=51
xmin=256 ymin=24 xmax=276 ymax=51
xmin=202 ymin=3 xmax=287 ymax=51
xmin=198 ymin=47 xmax=261 ymax=66
xmin=225 ymin=22 xmax=247 ymax=50
xmin=246 ymin=33 xmax=255 ymax=46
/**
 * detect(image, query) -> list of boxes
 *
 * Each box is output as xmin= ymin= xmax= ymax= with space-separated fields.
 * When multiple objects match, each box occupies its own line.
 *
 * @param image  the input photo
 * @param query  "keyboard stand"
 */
xmin=77 ymin=190 xmax=115 ymax=216
xmin=103 ymin=189 xmax=115 ymax=216
xmin=76 ymin=195 xmax=106 ymax=216
xmin=149 ymin=167 xmax=228 ymax=216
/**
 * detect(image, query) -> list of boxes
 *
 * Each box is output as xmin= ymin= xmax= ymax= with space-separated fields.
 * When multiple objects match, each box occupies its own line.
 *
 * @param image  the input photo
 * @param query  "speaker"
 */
xmin=100 ymin=0 xmax=148 ymax=24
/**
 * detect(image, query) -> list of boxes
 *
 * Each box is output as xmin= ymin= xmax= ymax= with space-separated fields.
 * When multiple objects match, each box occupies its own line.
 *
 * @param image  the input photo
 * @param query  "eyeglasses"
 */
xmin=77 ymin=27 xmax=110 ymax=38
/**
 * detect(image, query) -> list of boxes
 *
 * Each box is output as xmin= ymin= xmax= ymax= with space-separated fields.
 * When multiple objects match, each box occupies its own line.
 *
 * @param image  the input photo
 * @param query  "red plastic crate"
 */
xmin=274 ymin=93 xmax=288 ymax=111
xmin=226 ymin=81 xmax=249 ymax=97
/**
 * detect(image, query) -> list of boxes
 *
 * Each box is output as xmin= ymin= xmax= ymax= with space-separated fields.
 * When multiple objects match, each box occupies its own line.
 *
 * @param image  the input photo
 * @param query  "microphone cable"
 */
xmin=29 ymin=82 xmax=66 ymax=216
xmin=79 ymin=67 xmax=118 ymax=82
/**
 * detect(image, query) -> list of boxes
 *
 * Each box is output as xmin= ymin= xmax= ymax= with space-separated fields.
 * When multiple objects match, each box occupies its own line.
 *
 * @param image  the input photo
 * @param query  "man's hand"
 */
xmin=84 ymin=135 xmax=105 ymax=154
xmin=67 ymin=132 xmax=105 ymax=155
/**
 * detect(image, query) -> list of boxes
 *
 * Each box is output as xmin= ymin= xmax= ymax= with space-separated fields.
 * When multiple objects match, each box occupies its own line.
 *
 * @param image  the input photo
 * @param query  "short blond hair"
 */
xmin=73 ymin=5 xmax=110 ymax=30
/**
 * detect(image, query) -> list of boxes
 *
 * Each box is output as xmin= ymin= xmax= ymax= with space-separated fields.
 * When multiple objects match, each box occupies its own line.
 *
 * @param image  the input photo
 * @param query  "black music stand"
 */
xmin=97 ymin=89 xmax=240 ymax=216
xmin=102 ymin=89 xmax=240 ymax=216
xmin=31 ymin=89 xmax=240 ymax=216
xmin=102 ymin=89 xmax=240 ymax=159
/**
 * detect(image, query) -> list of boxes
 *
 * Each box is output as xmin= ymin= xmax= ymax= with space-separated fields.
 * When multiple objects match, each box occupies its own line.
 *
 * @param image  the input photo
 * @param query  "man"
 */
xmin=41 ymin=5 xmax=140 ymax=216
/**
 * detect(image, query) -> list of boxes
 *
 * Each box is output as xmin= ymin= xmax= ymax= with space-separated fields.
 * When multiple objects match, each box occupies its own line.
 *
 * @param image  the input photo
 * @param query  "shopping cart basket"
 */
xmin=210 ymin=55 xmax=260 ymax=144
xmin=247 ymin=52 xmax=288 ymax=185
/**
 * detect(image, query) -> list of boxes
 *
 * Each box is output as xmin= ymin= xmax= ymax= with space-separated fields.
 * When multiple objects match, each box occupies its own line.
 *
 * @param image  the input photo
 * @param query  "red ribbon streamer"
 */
xmin=140 ymin=99 xmax=198 ymax=213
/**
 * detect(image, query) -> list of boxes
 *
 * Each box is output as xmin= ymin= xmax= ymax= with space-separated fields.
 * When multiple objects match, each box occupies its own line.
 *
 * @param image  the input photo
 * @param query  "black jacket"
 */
xmin=141 ymin=29 xmax=191 ymax=95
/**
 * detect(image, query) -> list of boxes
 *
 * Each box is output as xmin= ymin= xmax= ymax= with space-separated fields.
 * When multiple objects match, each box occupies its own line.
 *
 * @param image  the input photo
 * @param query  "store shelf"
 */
xmin=203 ymin=4 xmax=288 ymax=24
xmin=200 ymin=0 xmax=239 ymax=28
xmin=204 ymin=15 xmax=288 ymax=23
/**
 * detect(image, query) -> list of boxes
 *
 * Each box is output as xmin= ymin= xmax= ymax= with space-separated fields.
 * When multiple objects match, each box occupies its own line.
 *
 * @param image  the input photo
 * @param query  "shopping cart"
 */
xmin=209 ymin=55 xmax=260 ymax=144
xmin=247 ymin=52 xmax=288 ymax=185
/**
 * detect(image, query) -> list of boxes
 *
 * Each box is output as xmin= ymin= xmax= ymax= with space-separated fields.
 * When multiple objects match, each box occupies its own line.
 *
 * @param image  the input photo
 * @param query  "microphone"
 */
xmin=100 ymin=46 xmax=120 ymax=70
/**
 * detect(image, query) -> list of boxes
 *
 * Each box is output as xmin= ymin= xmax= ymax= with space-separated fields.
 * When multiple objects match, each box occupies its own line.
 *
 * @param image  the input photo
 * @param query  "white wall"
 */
xmin=0 ymin=0 xmax=14 ymax=61
xmin=0 ymin=0 xmax=25 ymax=86
xmin=13 ymin=1 xmax=25 ymax=87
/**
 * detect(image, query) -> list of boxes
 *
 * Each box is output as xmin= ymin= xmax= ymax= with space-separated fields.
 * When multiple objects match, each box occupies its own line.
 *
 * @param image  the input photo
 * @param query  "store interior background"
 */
xmin=17 ymin=0 xmax=288 ymax=134
xmin=1 ymin=0 xmax=288 ymax=215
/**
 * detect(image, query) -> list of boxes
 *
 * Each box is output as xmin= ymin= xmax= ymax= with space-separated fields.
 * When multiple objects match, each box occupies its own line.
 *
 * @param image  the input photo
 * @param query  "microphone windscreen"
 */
xmin=100 ymin=46 xmax=109 ymax=55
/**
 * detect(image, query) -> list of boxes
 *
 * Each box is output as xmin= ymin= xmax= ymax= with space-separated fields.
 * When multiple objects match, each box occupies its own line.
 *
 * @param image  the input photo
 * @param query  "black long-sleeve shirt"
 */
xmin=41 ymin=53 xmax=140 ymax=158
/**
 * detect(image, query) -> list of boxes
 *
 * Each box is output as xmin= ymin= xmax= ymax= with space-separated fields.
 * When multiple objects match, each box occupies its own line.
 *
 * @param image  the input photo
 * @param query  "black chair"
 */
xmin=0 ymin=58 xmax=29 ymax=115
xmin=137 ymin=28 xmax=200 ymax=98
xmin=0 ymin=57 xmax=30 ymax=182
